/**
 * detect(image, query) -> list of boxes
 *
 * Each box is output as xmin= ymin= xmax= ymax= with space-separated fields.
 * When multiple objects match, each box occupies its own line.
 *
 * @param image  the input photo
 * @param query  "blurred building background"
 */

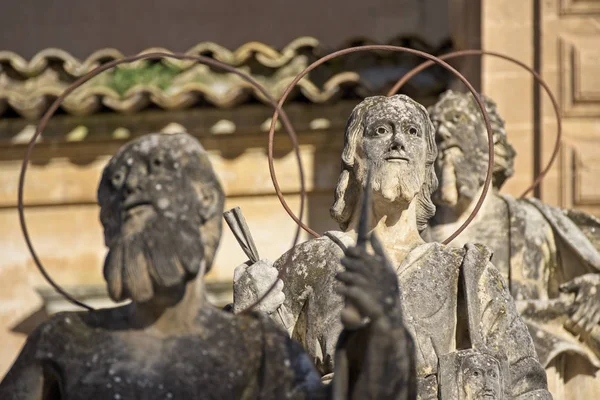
xmin=0 ymin=1 xmax=599 ymax=394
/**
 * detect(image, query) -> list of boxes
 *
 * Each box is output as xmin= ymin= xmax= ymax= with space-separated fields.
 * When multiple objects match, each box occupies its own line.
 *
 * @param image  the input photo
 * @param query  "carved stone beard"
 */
xmin=435 ymin=147 xmax=460 ymax=206
xmin=103 ymin=208 xmax=206 ymax=303
xmin=351 ymin=96 xmax=430 ymax=215
xmin=432 ymin=127 xmax=488 ymax=213
xmin=438 ymin=146 xmax=487 ymax=208
xmin=366 ymin=158 xmax=423 ymax=206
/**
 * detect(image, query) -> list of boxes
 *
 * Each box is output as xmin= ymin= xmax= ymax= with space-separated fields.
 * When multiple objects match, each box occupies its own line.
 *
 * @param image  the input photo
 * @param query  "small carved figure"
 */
xmin=233 ymin=95 xmax=551 ymax=399
xmin=459 ymin=353 xmax=502 ymax=400
xmin=439 ymin=348 xmax=508 ymax=400
xmin=0 ymin=132 xmax=415 ymax=400
xmin=427 ymin=90 xmax=600 ymax=398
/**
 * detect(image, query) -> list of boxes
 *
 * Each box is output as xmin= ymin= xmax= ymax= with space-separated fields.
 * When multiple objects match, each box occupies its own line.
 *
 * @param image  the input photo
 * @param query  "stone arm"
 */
xmin=228 ymin=235 xmax=345 ymax=375
xmin=230 ymin=235 xmax=348 ymax=374
xmin=233 ymin=233 xmax=416 ymax=399
xmin=230 ymin=259 xmax=290 ymax=327
xmin=506 ymin=198 xmax=600 ymax=337
xmin=565 ymin=207 xmax=600 ymax=251
xmin=469 ymin=245 xmax=551 ymax=399
xmin=0 ymin=329 xmax=46 ymax=400
xmin=553 ymin=208 xmax=600 ymax=335
xmin=271 ymin=236 xmax=347 ymax=375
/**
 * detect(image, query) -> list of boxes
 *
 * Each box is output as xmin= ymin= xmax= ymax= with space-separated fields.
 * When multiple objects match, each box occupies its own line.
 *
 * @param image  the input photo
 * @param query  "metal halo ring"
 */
xmin=18 ymin=51 xmax=307 ymax=311
xmin=267 ymin=45 xmax=495 ymax=245
xmin=387 ymin=49 xmax=562 ymax=199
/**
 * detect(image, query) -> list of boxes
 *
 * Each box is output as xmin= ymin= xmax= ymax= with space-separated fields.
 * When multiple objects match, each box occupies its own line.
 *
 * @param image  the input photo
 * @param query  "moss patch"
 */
xmin=100 ymin=63 xmax=182 ymax=96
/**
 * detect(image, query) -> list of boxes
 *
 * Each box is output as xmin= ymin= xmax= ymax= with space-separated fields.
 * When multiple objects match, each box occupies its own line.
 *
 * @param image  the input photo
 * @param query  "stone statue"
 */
xmin=427 ymin=90 xmax=600 ymax=399
xmin=233 ymin=95 xmax=551 ymax=399
xmin=0 ymin=132 xmax=415 ymax=399
xmin=438 ymin=348 xmax=507 ymax=400
xmin=458 ymin=352 xmax=502 ymax=400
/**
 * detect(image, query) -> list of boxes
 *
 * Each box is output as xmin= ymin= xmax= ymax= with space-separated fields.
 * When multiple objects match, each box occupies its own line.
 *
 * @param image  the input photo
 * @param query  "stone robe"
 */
xmin=273 ymin=231 xmax=550 ymax=399
xmin=0 ymin=307 xmax=328 ymax=400
xmin=501 ymin=194 xmax=600 ymax=399
xmin=427 ymin=191 xmax=600 ymax=399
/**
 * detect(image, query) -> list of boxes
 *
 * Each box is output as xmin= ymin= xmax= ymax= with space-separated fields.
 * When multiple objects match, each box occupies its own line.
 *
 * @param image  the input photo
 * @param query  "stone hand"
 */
xmin=336 ymin=233 xmax=401 ymax=329
xmin=233 ymin=259 xmax=285 ymax=315
xmin=560 ymin=273 xmax=600 ymax=335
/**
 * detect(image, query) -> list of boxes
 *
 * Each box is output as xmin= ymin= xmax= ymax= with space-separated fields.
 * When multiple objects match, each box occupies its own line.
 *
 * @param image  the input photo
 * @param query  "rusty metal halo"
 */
xmin=387 ymin=49 xmax=562 ymax=199
xmin=18 ymin=51 xmax=307 ymax=311
xmin=267 ymin=45 xmax=495 ymax=246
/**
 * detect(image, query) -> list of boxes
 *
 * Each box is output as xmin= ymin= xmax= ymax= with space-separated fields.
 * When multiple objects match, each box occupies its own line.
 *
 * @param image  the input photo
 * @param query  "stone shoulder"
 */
xmin=26 ymin=310 xmax=94 ymax=361
xmin=273 ymin=233 xmax=347 ymax=275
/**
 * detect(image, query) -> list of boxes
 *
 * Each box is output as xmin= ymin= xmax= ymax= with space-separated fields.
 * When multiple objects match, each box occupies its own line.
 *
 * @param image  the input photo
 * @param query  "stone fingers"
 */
xmin=336 ymin=271 xmax=371 ymax=289
xmin=336 ymin=285 xmax=383 ymax=321
xmin=570 ymin=300 xmax=594 ymax=333
xmin=340 ymin=255 xmax=377 ymax=281
xmin=583 ymin=305 xmax=600 ymax=334
xmin=233 ymin=262 xmax=250 ymax=282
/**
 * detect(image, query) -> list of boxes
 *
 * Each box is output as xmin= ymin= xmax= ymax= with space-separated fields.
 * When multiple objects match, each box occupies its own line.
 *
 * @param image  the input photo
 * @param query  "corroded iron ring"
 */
xmin=18 ymin=52 xmax=307 ymax=311
xmin=387 ymin=49 xmax=562 ymax=199
xmin=267 ymin=45 xmax=495 ymax=245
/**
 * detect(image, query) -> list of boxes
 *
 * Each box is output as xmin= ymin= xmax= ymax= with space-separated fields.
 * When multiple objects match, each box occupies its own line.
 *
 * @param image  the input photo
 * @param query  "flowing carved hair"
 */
xmin=330 ymin=95 xmax=438 ymax=231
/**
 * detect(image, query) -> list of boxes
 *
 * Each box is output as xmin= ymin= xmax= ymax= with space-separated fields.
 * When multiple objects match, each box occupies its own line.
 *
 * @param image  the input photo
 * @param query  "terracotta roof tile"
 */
xmin=0 ymin=36 xmax=451 ymax=119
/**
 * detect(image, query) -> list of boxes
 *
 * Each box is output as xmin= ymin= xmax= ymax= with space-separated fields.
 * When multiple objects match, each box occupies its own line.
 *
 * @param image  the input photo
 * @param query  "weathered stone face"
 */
xmin=428 ymin=92 xmax=489 ymax=208
xmin=460 ymin=353 xmax=502 ymax=400
xmin=355 ymin=97 xmax=429 ymax=205
xmin=331 ymin=94 xmax=438 ymax=231
xmin=97 ymin=132 xmax=223 ymax=302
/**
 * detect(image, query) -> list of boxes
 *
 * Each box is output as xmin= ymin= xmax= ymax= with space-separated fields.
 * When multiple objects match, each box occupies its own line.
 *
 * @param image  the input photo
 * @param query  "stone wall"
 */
xmin=0 ymin=0 xmax=449 ymax=58
xmin=475 ymin=0 xmax=600 ymax=215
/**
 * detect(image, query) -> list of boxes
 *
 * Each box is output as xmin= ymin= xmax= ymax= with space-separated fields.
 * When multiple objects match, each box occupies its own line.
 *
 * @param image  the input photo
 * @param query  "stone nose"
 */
xmin=390 ymin=131 xmax=406 ymax=151
xmin=123 ymin=167 xmax=146 ymax=196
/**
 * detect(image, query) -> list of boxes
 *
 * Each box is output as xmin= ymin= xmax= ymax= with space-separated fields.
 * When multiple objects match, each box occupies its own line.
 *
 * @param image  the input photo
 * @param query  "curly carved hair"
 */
xmin=430 ymin=90 xmax=517 ymax=189
xmin=330 ymin=95 xmax=438 ymax=231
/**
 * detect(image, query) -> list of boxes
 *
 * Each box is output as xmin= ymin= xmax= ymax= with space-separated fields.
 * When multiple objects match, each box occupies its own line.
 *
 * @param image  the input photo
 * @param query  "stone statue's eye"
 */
xmin=151 ymin=155 xmax=165 ymax=170
xmin=489 ymin=371 xmax=497 ymax=378
xmin=408 ymin=126 xmax=419 ymax=136
xmin=111 ymin=170 xmax=125 ymax=189
xmin=472 ymin=370 xmax=480 ymax=377
xmin=376 ymin=126 xmax=388 ymax=135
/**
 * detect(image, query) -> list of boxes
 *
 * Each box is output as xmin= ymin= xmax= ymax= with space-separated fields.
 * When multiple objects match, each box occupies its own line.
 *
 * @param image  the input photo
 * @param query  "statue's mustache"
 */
xmin=104 ymin=212 xmax=205 ymax=303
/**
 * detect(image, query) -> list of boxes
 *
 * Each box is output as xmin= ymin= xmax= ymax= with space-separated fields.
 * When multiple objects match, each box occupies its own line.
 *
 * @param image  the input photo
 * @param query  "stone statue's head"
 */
xmin=97 ymin=132 xmax=224 ymax=303
xmin=459 ymin=353 xmax=502 ymax=400
xmin=331 ymin=95 xmax=438 ymax=231
xmin=428 ymin=90 xmax=516 ymax=208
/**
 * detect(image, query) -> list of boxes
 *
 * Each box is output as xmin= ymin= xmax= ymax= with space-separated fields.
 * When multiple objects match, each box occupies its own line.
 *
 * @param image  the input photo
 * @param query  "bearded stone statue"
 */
xmin=233 ymin=95 xmax=551 ymax=399
xmin=0 ymin=132 xmax=415 ymax=400
xmin=427 ymin=90 xmax=600 ymax=399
